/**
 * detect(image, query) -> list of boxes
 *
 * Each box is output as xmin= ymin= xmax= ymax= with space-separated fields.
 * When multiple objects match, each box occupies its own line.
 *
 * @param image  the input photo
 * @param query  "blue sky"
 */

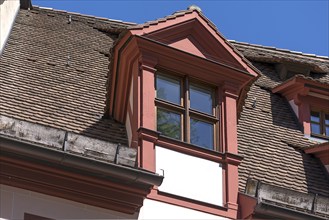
xmin=33 ymin=0 xmax=329 ymax=56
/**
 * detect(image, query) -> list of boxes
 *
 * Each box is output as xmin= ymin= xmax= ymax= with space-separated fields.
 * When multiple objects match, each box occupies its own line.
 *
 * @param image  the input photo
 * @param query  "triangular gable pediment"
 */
xmin=129 ymin=9 xmax=259 ymax=77
xmin=169 ymin=35 xmax=207 ymax=58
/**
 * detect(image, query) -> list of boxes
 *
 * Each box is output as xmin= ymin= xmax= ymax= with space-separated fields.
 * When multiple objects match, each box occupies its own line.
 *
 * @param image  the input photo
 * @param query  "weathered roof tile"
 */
xmin=0 ymin=8 xmax=128 ymax=145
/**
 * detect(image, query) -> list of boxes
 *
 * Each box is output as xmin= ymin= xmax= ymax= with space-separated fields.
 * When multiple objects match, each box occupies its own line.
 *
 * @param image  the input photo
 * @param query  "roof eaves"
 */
xmin=304 ymin=141 xmax=329 ymax=152
xmin=0 ymin=115 xmax=134 ymax=166
xmin=0 ymin=134 xmax=163 ymax=187
xmin=272 ymin=74 xmax=329 ymax=93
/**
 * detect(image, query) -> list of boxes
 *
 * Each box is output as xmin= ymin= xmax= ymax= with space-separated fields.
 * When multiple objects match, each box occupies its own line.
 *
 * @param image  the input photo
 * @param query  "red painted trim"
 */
xmin=140 ymin=62 xmax=157 ymax=130
xmin=109 ymin=31 xmax=256 ymax=121
xmin=299 ymin=101 xmax=311 ymax=135
xmin=305 ymin=142 xmax=329 ymax=165
xmin=273 ymin=76 xmax=329 ymax=95
xmin=238 ymin=193 xmax=257 ymax=219
xmin=136 ymin=36 xmax=254 ymax=80
xmin=112 ymin=37 xmax=141 ymax=122
xmin=109 ymin=33 xmax=134 ymax=116
xmin=222 ymin=161 xmax=227 ymax=206
xmin=129 ymin=10 xmax=259 ymax=77
xmin=138 ymin=127 xmax=243 ymax=165
xmin=223 ymin=90 xmax=239 ymax=154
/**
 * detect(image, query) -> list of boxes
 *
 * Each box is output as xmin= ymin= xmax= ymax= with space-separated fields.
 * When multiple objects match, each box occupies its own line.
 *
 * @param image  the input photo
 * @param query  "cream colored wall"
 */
xmin=289 ymin=99 xmax=299 ymax=118
xmin=0 ymin=0 xmax=20 ymax=54
xmin=155 ymin=146 xmax=223 ymax=206
xmin=0 ymin=185 xmax=138 ymax=219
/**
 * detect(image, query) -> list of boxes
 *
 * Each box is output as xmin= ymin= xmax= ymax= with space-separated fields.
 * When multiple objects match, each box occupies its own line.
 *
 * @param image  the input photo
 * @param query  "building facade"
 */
xmin=0 ymin=0 xmax=328 ymax=219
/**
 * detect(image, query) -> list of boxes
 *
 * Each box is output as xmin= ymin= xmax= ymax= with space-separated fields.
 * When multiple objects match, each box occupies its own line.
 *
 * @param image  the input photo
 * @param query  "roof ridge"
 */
xmin=32 ymin=5 xmax=136 ymax=26
xmin=229 ymin=40 xmax=329 ymax=60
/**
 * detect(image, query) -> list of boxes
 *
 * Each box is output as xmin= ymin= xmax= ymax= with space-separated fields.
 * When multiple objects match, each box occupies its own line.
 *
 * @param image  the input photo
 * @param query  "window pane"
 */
xmin=311 ymin=123 xmax=321 ymax=135
xmin=156 ymin=74 xmax=181 ymax=105
xmin=157 ymin=108 xmax=181 ymax=140
xmin=190 ymin=118 xmax=214 ymax=150
xmin=190 ymin=84 xmax=213 ymax=115
xmin=325 ymin=114 xmax=329 ymax=125
xmin=311 ymin=111 xmax=320 ymax=123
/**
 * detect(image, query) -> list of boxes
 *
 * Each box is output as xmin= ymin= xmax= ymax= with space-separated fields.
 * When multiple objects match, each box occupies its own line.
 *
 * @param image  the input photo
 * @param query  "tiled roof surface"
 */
xmin=0 ymin=7 xmax=129 ymax=144
xmin=237 ymin=61 xmax=329 ymax=197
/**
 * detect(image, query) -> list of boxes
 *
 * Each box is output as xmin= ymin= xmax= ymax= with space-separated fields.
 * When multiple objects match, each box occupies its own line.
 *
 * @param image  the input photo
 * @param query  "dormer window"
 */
xmin=108 ymin=8 xmax=259 ymax=218
xmin=155 ymin=72 xmax=217 ymax=150
xmin=311 ymin=110 xmax=329 ymax=139
xmin=273 ymin=76 xmax=329 ymax=140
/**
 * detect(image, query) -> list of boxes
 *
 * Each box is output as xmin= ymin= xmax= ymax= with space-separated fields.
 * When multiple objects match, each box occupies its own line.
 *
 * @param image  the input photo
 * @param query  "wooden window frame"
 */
xmin=310 ymin=110 xmax=329 ymax=139
xmin=155 ymin=71 xmax=219 ymax=150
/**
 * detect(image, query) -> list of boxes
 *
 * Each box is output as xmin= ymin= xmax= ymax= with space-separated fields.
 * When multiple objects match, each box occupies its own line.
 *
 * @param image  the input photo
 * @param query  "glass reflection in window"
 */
xmin=156 ymin=75 xmax=181 ymax=105
xmin=190 ymin=84 xmax=213 ymax=115
xmin=190 ymin=118 xmax=214 ymax=150
xmin=157 ymin=108 xmax=181 ymax=140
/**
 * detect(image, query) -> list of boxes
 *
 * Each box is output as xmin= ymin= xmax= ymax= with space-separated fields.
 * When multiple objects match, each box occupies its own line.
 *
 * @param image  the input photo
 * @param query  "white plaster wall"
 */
xmin=289 ymin=99 xmax=299 ymax=118
xmin=155 ymin=146 xmax=223 ymax=206
xmin=0 ymin=185 xmax=137 ymax=219
xmin=138 ymin=199 xmax=228 ymax=220
xmin=0 ymin=0 xmax=20 ymax=54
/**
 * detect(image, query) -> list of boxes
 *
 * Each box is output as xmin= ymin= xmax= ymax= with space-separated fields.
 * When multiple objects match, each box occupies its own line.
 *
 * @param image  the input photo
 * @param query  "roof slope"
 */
xmin=237 ymin=61 xmax=329 ymax=197
xmin=231 ymin=41 xmax=329 ymax=74
xmin=0 ymin=7 xmax=129 ymax=144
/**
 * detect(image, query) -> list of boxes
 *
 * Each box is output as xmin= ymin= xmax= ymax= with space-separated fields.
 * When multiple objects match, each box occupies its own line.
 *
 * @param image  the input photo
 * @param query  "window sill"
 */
xmin=305 ymin=134 xmax=329 ymax=143
xmin=160 ymin=133 xmax=219 ymax=152
xmin=310 ymin=134 xmax=329 ymax=140
xmin=138 ymin=127 xmax=243 ymax=164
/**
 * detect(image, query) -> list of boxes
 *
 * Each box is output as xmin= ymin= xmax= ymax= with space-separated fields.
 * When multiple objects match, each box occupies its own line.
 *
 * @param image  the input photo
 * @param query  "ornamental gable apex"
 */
xmin=129 ymin=9 xmax=259 ymax=77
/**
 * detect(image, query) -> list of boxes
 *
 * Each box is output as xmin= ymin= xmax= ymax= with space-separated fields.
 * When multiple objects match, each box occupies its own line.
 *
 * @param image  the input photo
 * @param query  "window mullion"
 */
xmin=189 ymin=110 xmax=218 ymax=123
xmin=321 ymin=112 xmax=325 ymax=136
xmin=184 ymin=76 xmax=190 ymax=143
xmin=155 ymin=99 xmax=185 ymax=113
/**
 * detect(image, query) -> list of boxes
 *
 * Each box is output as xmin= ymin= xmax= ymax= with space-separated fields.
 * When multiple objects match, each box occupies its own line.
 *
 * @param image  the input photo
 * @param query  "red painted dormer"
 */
xmin=107 ymin=6 xmax=259 ymax=219
xmin=273 ymin=76 xmax=329 ymax=140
